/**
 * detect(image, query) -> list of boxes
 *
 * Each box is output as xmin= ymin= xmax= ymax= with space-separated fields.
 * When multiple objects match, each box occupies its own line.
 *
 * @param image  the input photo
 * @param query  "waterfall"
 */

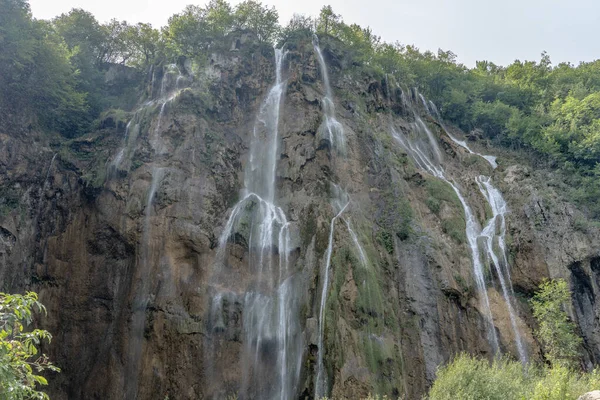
xmin=345 ymin=218 xmax=369 ymax=268
xmin=427 ymin=99 xmax=528 ymax=363
xmin=313 ymin=35 xmax=346 ymax=154
xmin=125 ymin=166 xmax=165 ymax=399
xmin=152 ymin=65 xmax=185 ymax=155
xmin=210 ymin=47 xmax=302 ymax=400
xmin=314 ymin=185 xmax=349 ymax=400
xmin=477 ymin=176 xmax=528 ymax=364
xmin=109 ymin=65 xmax=187 ymax=178
xmin=312 ymin=37 xmax=386 ymax=397
xmin=427 ymin=101 xmax=497 ymax=168
xmin=312 ymin=35 xmax=353 ymax=398
xmin=391 ymin=112 xmax=500 ymax=354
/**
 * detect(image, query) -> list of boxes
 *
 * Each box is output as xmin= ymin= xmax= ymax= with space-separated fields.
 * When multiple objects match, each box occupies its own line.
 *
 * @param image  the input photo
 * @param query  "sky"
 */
xmin=29 ymin=0 xmax=600 ymax=67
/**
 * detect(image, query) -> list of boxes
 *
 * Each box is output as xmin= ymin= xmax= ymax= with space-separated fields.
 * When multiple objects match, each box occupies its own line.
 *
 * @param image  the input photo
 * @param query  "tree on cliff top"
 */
xmin=0 ymin=292 xmax=59 ymax=399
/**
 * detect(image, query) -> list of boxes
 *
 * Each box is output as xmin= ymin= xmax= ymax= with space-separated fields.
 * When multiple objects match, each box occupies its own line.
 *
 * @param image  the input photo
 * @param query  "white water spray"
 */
xmin=313 ymin=35 xmax=346 ymax=154
xmin=315 ymin=185 xmax=349 ymax=400
xmin=210 ymin=48 xmax=302 ymax=400
xmin=477 ymin=176 xmax=528 ymax=363
xmin=426 ymin=98 xmax=527 ymax=363
xmin=391 ymin=113 xmax=500 ymax=353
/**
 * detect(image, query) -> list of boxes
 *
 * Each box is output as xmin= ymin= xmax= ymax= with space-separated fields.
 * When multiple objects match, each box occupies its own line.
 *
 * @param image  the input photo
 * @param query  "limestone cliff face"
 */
xmin=0 ymin=34 xmax=599 ymax=399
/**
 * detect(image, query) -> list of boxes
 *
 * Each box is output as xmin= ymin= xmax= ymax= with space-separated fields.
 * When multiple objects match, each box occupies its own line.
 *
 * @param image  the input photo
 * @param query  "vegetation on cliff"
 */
xmin=428 ymin=280 xmax=596 ymax=400
xmin=1 ymin=0 xmax=598 ymax=215
xmin=0 ymin=292 xmax=58 ymax=399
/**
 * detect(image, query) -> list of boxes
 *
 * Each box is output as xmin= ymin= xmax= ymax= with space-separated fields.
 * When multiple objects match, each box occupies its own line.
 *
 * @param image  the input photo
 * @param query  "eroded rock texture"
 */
xmin=0 ymin=34 xmax=598 ymax=399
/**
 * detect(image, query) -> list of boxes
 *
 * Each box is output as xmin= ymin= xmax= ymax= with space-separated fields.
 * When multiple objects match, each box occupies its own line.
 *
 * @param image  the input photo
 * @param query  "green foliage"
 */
xmin=0 ymin=292 xmax=59 ymax=399
xmin=427 ymin=354 xmax=534 ymax=400
xmin=531 ymin=365 xmax=600 ymax=400
xmin=429 ymin=282 xmax=592 ymax=399
xmin=0 ymin=0 xmax=88 ymax=136
xmin=441 ymin=217 xmax=466 ymax=244
xmin=427 ymin=354 xmax=600 ymax=400
xmin=234 ymin=1 xmax=279 ymax=43
xmin=531 ymin=279 xmax=582 ymax=367
xmin=425 ymin=178 xmax=461 ymax=209
xmin=163 ymin=0 xmax=279 ymax=64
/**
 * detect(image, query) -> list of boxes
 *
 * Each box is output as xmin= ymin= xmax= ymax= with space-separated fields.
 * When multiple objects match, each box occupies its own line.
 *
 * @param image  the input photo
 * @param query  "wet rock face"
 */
xmin=1 ymin=35 xmax=599 ymax=400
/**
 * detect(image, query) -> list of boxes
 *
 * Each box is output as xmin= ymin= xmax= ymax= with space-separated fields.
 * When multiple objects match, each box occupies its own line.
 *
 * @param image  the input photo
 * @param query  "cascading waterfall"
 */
xmin=427 ymin=101 xmax=498 ymax=168
xmin=125 ymin=166 xmax=165 ymax=399
xmin=109 ymin=65 xmax=187 ymax=177
xmin=312 ymin=38 xmax=385 ymax=398
xmin=315 ymin=185 xmax=349 ymax=400
xmin=426 ymin=99 xmax=528 ymax=363
xmin=477 ymin=176 xmax=528 ymax=363
xmin=312 ymin=36 xmax=354 ymax=398
xmin=313 ymin=35 xmax=346 ymax=154
xmin=210 ymin=47 xmax=302 ymax=400
xmin=152 ymin=64 xmax=186 ymax=155
xmin=391 ymin=106 xmax=500 ymax=353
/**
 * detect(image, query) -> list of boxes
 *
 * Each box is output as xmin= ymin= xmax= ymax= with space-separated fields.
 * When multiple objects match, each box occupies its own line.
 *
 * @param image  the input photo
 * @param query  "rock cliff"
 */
xmin=0 ymin=33 xmax=598 ymax=399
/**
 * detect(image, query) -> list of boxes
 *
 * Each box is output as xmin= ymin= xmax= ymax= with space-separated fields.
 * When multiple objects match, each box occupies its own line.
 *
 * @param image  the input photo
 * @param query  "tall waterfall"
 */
xmin=477 ymin=176 xmax=528 ymax=363
xmin=426 ymin=99 xmax=528 ymax=363
xmin=209 ymin=48 xmax=303 ymax=400
xmin=313 ymin=35 xmax=346 ymax=154
xmin=395 ymin=90 xmax=528 ymax=362
xmin=312 ymin=36 xmax=386 ymax=398
xmin=315 ymin=185 xmax=349 ymax=399
xmin=312 ymin=35 xmax=351 ymax=398
xmin=125 ymin=166 xmax=165 ymax=399
xmin=391 ymin=120 xmax=500 ymax=353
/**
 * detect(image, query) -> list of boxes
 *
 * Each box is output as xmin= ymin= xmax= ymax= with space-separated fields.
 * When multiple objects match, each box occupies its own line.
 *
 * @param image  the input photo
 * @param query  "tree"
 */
xmin=52 ymin=9 xmax=106 ymax=64
xmin=205 ymin=0 xmax=235 ymax=38
xmin=279 ymin=13 xmax=314 ymax=42
xmin=531 ymin=279 xmax=582 ymax=367
xmin=120 ymin=23 xmax=160 ymax=68
xmin=163 ymin=5 xmax=210 ymax=59
xmin=0 ymin=292 xmax=59 ymax=399
xmin=316 ymin=5 xmax=340 ymax=36
xmin=234 ymin=1 xmax=279 ymax=43
xmin=0 ymin=0 xmax=88 ymax=136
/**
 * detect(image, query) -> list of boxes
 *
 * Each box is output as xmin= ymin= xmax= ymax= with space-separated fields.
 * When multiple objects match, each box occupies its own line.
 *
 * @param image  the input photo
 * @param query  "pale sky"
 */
xmin=29 ymin=0 xmax=600 ymax=67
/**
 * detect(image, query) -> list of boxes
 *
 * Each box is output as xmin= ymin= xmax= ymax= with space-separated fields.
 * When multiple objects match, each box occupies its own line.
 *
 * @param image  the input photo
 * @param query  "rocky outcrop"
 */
xmin=0 ymin=34 xmax=599 ymax=399
xmin=579 ymin=391 xmax=600 ymax=400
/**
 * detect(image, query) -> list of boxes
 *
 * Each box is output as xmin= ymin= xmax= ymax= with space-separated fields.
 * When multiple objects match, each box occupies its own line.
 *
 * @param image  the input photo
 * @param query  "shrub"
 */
xmin=0 ymin=292 xmax=59 ymax=399
xmin=427 ymin=354 xmax=533 ymax=400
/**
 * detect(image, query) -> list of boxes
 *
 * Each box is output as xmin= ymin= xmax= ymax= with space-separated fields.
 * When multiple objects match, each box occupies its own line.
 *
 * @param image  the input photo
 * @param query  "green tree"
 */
xmin=531 ymin=279 xmax=582 ymax=367
xmin=234 ymin=1 xmax=279 ymax=43
xmin=119 ymin=23 xmax=160 ymax=68
xmin=279 ymin=14 xmax=314 ymax=42
xmin=52 ymin=9 xmax=106 ymax=65
xmin=163 ymin=5 xmax=213 ymax=60
xmin=316 ymin=5 xmax=340 ymax=36
xmin=0 ymin=292 xmax=59 ymax=399
xmin=0 ymin=0 xmax=88 ymax=136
